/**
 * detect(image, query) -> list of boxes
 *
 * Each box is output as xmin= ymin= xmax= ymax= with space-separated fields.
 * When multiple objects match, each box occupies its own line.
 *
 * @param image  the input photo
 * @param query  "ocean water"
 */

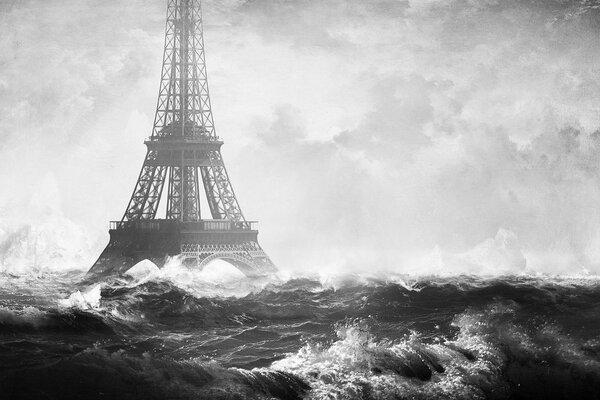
xmin=1 ymin=262 xmax=600 ymax=400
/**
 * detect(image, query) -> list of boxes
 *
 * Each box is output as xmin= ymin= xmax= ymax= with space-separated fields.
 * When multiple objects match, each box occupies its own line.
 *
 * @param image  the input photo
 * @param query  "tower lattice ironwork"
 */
xmin=87 ymin=0 xmax=275 ymax=278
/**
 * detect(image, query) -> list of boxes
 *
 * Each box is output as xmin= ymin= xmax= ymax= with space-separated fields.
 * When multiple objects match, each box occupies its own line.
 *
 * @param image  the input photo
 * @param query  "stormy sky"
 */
xmin=1 ymin=0 xmax=600 ymax=275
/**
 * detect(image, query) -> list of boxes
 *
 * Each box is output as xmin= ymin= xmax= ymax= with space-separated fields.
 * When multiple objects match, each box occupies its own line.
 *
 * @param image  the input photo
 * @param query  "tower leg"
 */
xmin=86 ymin=241 xmax=139 ymax=278
xmin=86 ymin=240 xmax=169 ymax=279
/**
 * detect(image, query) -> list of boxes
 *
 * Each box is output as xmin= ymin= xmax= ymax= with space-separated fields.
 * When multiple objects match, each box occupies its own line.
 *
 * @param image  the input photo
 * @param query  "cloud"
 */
xmin=230 ymin=0 xmax=600 ymax=273
xmin=2 ymin=0 xmax=600 ymax=275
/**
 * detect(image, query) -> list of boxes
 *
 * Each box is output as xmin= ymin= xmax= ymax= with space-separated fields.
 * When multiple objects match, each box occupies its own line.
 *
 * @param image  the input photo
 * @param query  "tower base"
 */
xmin=86 ymin=220 xmax=276 ymax=279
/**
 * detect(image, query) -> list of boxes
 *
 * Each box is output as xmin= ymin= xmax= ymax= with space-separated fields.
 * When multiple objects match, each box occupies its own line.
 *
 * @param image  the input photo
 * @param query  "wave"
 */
xmin=271 ymin=302 xmax=600 ymax=400
xmin=0 ymin=306 xmax=114 ymax=334
xmin=0 ymin=347 xmax=309 ymax=400
xmin=4 ymin=300 xmax=597 ymax=399
xmin=2 ymin=271 xmax=600 ymax=399
xmin=42 ymin=272 xmax=600 ymax=333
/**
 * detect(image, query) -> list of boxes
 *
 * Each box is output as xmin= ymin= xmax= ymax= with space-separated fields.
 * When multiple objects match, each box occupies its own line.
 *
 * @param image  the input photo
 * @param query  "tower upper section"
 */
xmin=152 ymin=0 xmax=216 ymax=140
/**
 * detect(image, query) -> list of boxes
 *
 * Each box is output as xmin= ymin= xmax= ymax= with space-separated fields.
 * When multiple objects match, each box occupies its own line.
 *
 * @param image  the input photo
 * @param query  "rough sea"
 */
xmin=1 ymin=261 xmax=599 ymax=400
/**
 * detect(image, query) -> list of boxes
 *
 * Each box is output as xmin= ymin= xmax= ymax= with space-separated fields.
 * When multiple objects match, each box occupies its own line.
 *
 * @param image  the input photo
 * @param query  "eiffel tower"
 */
xmin=87 ymin=0 xmax=275 ymax=278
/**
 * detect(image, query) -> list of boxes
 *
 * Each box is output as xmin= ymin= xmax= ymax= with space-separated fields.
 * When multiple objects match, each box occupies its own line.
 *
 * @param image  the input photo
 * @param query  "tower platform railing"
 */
xmin=145 ymin=135 xmax=221 ymax=142
xmin=109 ymin=220 xmax=258 ymax=231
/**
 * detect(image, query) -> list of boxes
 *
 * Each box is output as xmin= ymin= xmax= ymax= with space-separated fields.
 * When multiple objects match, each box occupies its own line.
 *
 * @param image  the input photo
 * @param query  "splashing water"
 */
xmin=1 ymin=265 xmax=600 ymax=399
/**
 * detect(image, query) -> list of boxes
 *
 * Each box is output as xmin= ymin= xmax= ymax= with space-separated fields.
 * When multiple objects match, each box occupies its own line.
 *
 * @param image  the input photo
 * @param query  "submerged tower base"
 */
xmin=87 ymin=220 xmax=275 ymax=278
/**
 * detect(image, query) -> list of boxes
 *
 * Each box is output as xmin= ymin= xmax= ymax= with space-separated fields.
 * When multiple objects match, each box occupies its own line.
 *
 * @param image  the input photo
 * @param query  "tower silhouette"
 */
xmin=87 ymin=0 xmax=275 ymax=278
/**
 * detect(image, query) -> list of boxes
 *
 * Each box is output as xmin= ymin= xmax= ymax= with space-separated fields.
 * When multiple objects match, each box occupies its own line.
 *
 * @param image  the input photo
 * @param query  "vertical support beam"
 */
xmin=180 ymin=0 xmax=190 ymax=134
xmin=182 ymin=166 xmax=200 ymax=221
xmin=194 ymin=165 xmax=201 ymax=220
xmin=166 ymin=166 xmax=182 ymax=220
xmin=121 ymin=151 xmax=168 ymax=221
